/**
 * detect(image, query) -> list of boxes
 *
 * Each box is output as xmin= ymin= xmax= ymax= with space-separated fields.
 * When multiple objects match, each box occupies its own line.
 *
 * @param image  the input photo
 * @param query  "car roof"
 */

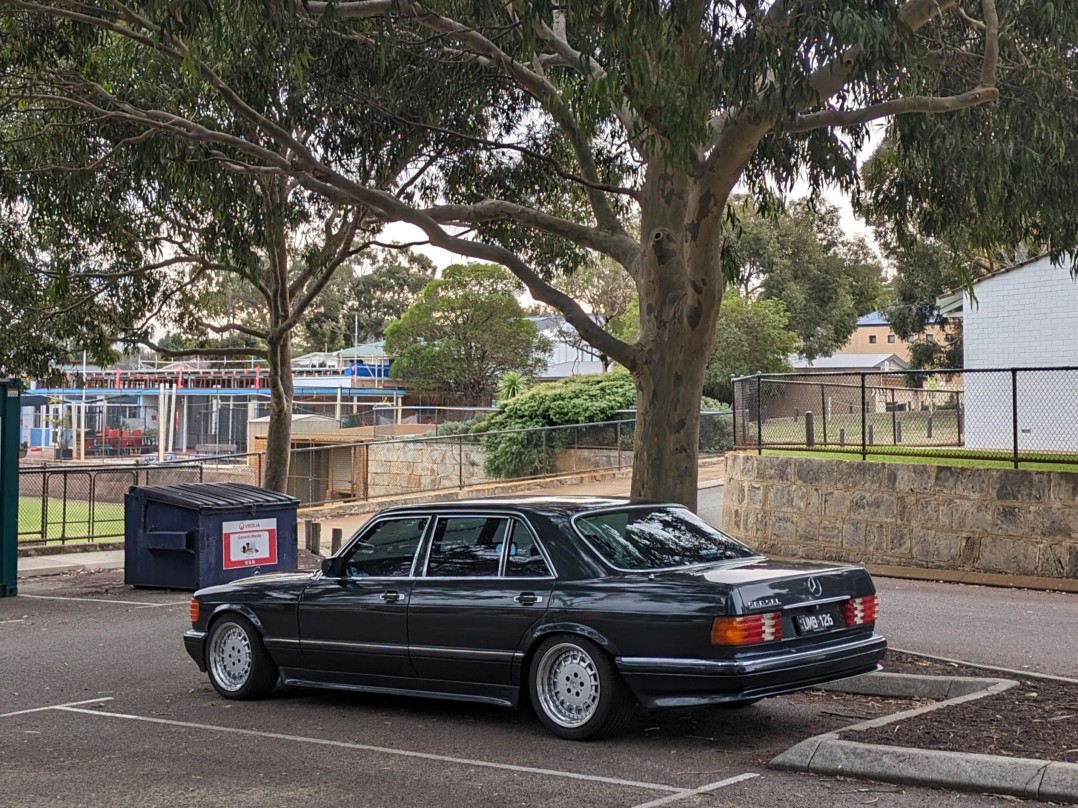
xmin=374 ymin=495 xmax=680 ymax=519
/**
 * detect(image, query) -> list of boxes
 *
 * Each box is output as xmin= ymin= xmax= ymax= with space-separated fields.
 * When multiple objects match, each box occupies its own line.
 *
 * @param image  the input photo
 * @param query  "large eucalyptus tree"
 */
xmin=2 ymin=0 xmax=1074 ymax=507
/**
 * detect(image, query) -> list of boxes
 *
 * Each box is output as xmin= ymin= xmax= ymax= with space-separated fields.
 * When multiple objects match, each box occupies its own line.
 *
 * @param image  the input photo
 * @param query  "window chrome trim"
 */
xmin=417 ymin=511 xmax=558 ymax=580
xmin=569 ymin=504 xmax=761 ymax=574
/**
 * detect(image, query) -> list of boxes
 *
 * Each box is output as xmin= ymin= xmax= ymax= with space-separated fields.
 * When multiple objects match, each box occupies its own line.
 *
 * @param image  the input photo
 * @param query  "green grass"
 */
xmin=761 ymin=409 xmax=961 ymax=446
xmin=17 ymin=496 xmax=125 ymax=544
xmin=762 ymin=448 xmax=1078 ymax=474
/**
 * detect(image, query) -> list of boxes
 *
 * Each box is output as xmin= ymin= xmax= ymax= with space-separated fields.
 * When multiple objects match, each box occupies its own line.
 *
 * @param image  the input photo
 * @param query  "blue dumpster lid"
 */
xmin=129 ymin=483 xmax=299 ymax=510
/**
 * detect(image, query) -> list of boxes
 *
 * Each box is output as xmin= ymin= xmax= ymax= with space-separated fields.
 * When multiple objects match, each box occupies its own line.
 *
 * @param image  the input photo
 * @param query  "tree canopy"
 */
xmin=2 ymin=0 xmax=1074 ymax=506
xmin=384 ymin=264 xmax=550 ymax=403
xmin=703 ymin=294 xmax=799 ymax=404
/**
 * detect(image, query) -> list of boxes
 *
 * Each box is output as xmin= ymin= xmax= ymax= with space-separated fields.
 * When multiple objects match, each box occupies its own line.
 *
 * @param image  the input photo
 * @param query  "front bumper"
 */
xmin=617 ymin=632 xmax=887 ymax=710
xmin=184 ymin=630 xmax=208 ymax=671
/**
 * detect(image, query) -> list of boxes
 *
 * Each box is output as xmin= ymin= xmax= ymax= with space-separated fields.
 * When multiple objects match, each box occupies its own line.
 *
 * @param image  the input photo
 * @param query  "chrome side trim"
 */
xmin=262 ymin=636 xmax=301 ymax=648
xmin=301 ymin=639 xmax=409 ymax=655
xmin=408 ymin=645 xmax=516 ymax=661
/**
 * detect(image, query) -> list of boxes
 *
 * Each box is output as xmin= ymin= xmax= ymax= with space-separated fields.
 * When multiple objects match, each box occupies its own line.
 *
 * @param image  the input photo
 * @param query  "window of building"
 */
xmin=887 ymin=334 xmax=896 ymax=344
xmin=945 ymin=333 xmax=955 ymax=343
xmin=868 ymin=335 xmax=877 ymax=344
xmin=926 ymin=334 xmax=936 ymax=343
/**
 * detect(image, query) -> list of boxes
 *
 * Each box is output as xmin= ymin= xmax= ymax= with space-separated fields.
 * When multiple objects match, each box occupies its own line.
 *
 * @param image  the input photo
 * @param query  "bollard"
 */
xmin=331 ymin=527 xmax=343 ymax=554
xmin=305 ymin=521 xmax=322 ymax=554
xmin=868 ymin=424 xmax=874 ymax=445
xmin=839 ymin=428 xmax=845 ymax=446
xmin=896 ymin=421 xmax=903 ymax=444
xmin=927 ymin=417 xmax=933 ymax=439
xmin=804 ymin=412 xmax=814 ymax=447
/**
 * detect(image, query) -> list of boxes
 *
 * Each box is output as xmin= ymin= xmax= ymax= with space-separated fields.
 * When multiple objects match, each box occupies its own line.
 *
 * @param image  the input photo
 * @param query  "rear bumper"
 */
xmin=616 ymin=632 xmax=886 ymax=710
xmin=184 ymin=630 xmax=208 ymax=671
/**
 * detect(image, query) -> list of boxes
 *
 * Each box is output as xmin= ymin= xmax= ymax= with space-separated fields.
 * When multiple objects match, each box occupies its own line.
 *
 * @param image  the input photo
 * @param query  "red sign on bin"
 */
xmin=222 ymin=518 xmax=278 ymax=570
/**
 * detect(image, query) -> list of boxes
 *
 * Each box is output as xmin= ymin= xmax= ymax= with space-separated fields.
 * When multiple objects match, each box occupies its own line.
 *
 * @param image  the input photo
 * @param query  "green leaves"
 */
xmin=384 ymin=264 xmax=550 ymax=401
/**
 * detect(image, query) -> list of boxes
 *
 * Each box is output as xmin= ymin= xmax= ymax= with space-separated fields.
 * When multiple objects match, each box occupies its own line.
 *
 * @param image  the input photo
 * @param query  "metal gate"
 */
xmin=1 ymin=379 xmax=19 ymax=597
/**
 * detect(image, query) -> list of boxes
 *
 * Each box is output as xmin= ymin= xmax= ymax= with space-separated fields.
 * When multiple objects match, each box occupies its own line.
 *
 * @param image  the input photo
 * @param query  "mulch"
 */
xmin=845 ymin=651 xmax=1078 ymax=763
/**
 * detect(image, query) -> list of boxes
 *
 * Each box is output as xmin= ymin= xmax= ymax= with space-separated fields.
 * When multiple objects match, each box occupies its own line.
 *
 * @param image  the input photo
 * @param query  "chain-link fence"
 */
xmin=19 ymin=412 xmax=734 ymax=545
xmin=733 ymin=368 xmax=1078 ymax=467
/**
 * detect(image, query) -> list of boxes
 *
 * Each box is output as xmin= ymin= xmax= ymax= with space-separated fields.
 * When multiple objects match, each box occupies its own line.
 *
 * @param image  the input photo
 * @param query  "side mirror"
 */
xmin=320 ymin=557 xmax=343 ymax=578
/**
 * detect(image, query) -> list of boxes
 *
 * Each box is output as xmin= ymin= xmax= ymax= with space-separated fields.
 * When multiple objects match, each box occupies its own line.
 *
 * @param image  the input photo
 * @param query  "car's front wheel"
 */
xmin=528 ymin=636 xmax=635 ymax=740
xmin=206 ymin=614 xmax=278 ymax=700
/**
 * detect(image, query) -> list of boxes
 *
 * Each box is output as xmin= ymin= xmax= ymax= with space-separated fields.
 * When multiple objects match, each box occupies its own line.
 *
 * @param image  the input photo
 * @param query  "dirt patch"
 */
xmin=847 ymin=651 xmax=1078 ymax=763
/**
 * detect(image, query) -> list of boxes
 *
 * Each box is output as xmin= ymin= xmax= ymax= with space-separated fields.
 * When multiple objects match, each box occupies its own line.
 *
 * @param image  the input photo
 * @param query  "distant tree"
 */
xmin=385 ymin=265 xmax=550 ymax=403
xmin=703 ymin=295 xmax=799 ymax=404
xmin=298 ymin=249 xmax=437 ymax=353
xmin=731 ymin=200 xmax=885 ymax=359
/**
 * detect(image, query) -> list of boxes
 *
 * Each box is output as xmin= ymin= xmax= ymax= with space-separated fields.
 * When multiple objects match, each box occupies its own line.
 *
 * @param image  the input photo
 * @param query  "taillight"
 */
xmin=711 ymin=612 xmax=783 ymax=646
xmin=842 ymin=595 xmax=879 ymax=626
xmin=189 ymin=599 xmax=200 ymax=624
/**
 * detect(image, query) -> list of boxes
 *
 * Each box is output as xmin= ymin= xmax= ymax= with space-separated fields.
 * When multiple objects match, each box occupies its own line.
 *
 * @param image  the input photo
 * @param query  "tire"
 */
xmin=528 ymin=635 xmax=635 ymax=741
xmin=206 ymin=614 xmax=279 ymax=700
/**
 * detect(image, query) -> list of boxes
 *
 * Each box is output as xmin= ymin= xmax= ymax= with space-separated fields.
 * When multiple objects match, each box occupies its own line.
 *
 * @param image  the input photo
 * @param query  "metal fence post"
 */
xmin=1011 ymin=368 xmax=1019 ymax=469
xmin=820 ymin=384 xmax=828 ymax=444
xmin=616 ymin=422 xmax=622 ymax=468
xmin=756 ymin=373 xmax=763 ymax=455
xmin=860 ymin=373 xmax=867 ymax=461
xmin=458 ymin=434 xmax=464 ymax=489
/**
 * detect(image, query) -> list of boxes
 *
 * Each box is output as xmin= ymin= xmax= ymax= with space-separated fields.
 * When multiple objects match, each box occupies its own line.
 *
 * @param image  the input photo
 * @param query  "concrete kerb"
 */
xmin=770 ymin=671 xmax=1078 ymax=803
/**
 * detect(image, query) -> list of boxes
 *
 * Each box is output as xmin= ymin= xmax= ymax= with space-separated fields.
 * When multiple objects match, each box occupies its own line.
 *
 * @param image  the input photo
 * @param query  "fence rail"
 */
xmin=18 ymin=412 xmax=733 ymax=547
xmin=732 ymin=367 xmax=1078 ymax=468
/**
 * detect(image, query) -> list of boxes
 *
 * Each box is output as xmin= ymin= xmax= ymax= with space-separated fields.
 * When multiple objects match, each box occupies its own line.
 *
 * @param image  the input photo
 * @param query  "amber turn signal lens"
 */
xmin=711 ymin=612 xmax=782 ymax=646
xmin=189 ymin=599 xmax=200 ymax=624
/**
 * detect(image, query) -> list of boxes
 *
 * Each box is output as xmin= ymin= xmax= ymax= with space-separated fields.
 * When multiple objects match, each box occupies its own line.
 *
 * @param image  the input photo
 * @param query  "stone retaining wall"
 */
xmin=721 ymin=453 xmax=1078 ymax=580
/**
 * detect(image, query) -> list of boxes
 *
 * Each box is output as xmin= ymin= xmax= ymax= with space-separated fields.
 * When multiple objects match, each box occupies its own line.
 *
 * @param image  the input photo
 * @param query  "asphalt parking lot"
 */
xmin=1 ymin=573 xmax=1018 ymax=808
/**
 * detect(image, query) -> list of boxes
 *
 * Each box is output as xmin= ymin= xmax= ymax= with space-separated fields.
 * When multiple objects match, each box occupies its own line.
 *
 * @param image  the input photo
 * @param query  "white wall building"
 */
xmin=956 ymin=255 xmax=1078 ymax=452
xmin=528 ymin=314 xmax=605 ymax=379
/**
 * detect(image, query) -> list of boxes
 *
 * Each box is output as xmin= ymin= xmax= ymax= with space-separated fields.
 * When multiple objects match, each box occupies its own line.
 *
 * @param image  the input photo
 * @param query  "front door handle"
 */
xmin=514 ymin=592 xmax=543 ymax=606
xmin=380 ymin=590 xmax=403 ymax=603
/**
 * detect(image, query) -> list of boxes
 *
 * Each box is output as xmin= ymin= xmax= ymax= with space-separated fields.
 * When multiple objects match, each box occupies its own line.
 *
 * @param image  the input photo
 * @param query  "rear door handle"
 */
xmin=380 ymin=590 xmax=403 ymax=603
xmin=514 ymin=592 xmax=543 ymax=606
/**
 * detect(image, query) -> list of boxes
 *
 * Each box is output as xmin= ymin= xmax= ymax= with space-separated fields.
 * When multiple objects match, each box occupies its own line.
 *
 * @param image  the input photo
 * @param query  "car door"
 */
xmin=408 ymin=515 xmax=555 ymax=685
xmin=298 ymin=515 xmax=429 ymax=679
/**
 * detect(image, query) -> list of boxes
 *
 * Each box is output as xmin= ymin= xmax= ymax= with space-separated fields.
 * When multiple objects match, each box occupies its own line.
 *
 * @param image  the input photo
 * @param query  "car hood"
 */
xmin=196 ymin=570 xmax=315 ymax=598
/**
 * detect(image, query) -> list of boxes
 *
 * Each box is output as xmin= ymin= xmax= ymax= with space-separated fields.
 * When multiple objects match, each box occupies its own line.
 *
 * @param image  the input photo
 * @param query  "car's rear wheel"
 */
xmin=528 ymin=636 xmax=635 ymax=740
xmin=206 ymin=615 xmax=278 ymax=700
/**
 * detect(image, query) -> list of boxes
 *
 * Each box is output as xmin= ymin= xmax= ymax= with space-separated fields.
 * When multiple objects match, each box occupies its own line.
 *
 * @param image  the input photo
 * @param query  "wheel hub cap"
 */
xmin=209 ymin=624 xmax=252 ymax=691
xmin=537 ymin=644 xmax=601 ymax=728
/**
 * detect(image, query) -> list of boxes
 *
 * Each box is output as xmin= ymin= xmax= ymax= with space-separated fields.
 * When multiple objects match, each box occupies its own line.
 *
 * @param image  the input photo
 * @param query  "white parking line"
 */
xmin=19 ymin=594 xmax=185 ymax=608
xmin=629 ymin=773 xmax=760 ymax=808
xmin=0 ymin=619 xmax=25 ymax=624
xmin=0 ymin=697 xmax=114 ymax=719
xmin=55 ymin=706 xmax=691 ymax=795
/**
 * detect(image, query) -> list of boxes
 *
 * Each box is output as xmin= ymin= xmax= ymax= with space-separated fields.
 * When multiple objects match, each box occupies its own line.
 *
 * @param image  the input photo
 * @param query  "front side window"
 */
xmin=575 ymin=507 xmax=757 ymax=571
xmin=425 ymin=517 xmax=509 ymax=577
xmin=342 ymin=517 xmax=428 ymax=578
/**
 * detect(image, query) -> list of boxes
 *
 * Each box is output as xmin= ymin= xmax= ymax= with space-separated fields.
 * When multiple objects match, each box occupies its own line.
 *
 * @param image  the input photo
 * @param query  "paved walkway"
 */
xmin=15 ymin=465 xmax=727 ymax=579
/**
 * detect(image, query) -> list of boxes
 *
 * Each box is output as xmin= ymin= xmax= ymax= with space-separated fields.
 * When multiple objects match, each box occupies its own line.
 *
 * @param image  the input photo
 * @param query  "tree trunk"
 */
xmin=263 ymin=329 xmax=293 ymax=493
xmin=630 ymin=327 xmax=712 ymax=511
xmin=628 ymin=161 xmax=726 ymax=511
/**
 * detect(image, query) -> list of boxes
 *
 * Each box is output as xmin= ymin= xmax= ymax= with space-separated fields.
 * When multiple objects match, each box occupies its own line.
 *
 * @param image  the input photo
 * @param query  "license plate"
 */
xmin=795 ymin=611 xmax=837 ymax=634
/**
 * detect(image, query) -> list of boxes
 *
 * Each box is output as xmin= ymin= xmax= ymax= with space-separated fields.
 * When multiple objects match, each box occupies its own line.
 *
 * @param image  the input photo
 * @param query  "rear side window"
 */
xmin=425 ymin=517 xmax=509 ymax=577
xmin=503 ymin=520 xmax=552 ymax=578
xmin=574 ymin=507 xmax=756 ymax=571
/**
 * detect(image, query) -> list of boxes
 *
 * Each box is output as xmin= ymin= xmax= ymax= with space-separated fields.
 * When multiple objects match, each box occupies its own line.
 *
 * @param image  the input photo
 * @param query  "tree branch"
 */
xmin=422 ymin=200 xmax=641 ymax=276
xmin=790 ymin=86 xmax=999 ymax=132
xmin=136 ymin=338 xmax=266 ymax=359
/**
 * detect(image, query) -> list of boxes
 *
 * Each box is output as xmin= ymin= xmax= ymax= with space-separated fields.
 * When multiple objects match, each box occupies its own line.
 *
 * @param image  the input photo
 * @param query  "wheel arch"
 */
xmin=516 ymin=622 xmax=621 ymax=691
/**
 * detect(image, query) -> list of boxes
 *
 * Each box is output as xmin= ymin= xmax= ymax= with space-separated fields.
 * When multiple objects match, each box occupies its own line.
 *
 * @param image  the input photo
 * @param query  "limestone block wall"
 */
xmin=366 ymin=441 xmax=489 ymax=499
xmin=721 ymin=453 xmax=1078 ymax=580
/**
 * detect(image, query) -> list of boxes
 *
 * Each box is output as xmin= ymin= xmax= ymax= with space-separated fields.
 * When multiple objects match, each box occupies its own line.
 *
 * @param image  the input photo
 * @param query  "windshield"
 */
xmin=574 ymin=507 xmax=757 ymax=571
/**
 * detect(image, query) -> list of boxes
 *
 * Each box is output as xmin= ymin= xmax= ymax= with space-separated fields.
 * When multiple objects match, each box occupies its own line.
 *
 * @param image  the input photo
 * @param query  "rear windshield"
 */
xmin=574 ymin=507 xmax=757 ymax=571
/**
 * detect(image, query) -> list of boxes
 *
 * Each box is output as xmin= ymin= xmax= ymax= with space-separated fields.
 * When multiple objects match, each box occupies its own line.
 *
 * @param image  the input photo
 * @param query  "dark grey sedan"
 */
xmin=184 ymin=496 xmax=885 ymax=740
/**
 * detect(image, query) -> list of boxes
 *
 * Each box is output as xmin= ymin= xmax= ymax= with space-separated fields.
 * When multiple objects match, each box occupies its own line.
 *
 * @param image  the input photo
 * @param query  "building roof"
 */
xmin=855 ymin=311 xmax=890 ymax=327
xmin=789 ymin=353 xmax=910 ymax=372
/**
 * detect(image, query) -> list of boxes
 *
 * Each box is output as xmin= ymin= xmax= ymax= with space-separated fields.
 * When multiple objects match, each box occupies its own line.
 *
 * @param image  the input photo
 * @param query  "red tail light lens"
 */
xmin=842 ymin=595 xmax=879 ymax=626
xmin=711 ymin=612 xmax=783 ymax=646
